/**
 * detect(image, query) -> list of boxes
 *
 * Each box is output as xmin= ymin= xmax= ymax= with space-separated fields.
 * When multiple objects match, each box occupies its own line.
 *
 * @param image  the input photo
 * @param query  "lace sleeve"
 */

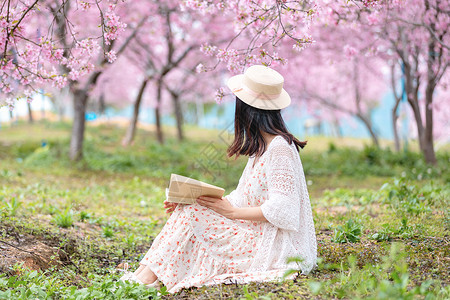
xmin=260 ymin=143 xmax=301 ymax=232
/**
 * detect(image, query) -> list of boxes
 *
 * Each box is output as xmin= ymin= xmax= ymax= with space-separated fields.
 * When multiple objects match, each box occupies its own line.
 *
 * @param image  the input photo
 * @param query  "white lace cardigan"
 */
xmin=224 ymin=135 xmax=317 ymax=274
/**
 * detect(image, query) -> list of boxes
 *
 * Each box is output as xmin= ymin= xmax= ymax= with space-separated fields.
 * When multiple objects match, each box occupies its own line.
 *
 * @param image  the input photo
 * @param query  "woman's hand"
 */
xmin=196 ymin=196 xmax=236 ymax=219
xmin=163 ymin=200 xmax=178 ymax=214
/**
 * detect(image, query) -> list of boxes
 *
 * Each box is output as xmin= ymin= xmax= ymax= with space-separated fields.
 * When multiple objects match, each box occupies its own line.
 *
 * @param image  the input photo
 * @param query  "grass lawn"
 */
xmin=0 ymin=121 xmax=449 ymax=299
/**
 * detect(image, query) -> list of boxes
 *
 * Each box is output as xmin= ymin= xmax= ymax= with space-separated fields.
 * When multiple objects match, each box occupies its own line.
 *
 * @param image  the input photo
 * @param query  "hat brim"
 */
xmin=226 ymin=74 xmax=291 ymax=110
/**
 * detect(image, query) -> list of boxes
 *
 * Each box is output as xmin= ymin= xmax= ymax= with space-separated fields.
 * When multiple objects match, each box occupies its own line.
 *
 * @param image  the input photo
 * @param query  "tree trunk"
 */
xmin=68 ymin=71 xmax=102 ymax=161
xmin=357 ymin=113 xmax=379 ymax=147
xmin=423 ymin=96 xmax=437 ymax=164
xmin=403 ymin=60 xmax=427 ymax=155
xmin=98 ymin=93 xmax=106 ymax=116
xmin=122 ymin=78 xmax=149 ymax=146
xmin=333 ymin=118 xmax=342 ymax=138
xmin=58 ymin=93 xmax=65 ymax=122
xmin=27 ymin=102 xmax=34 ymax=123
xmin=390 ymin=63 xmax=401 ymax=152
xmin=352 ymin=59 xmax=379 ymax=148
xmin=403 ymin=57 xmax=437 ymax=164
xmin=155 ymin=79 xmax=164 ymax=144
xmin=196 ymin=101 xmax=204 ymax=126
xmin=41 ymin=95 xmax=45 ymax=120
xmin=9 ymin=110 xmax=14 ymax=125
xmin=392 ymin=106 xmax=400 ymax=152
xmin=408 ymin=96 xmax=426 ymax=150
xmin=422 ymin=34 xmax=437 ymax=164
xmin=172 ymin=93 xmax=184 ymax=141
xmin=69 ymin=90 xmax=88 ymax=161
xmin=423 ymin=78 xmax=437 ymax=164
xmin=194 ymin=102 xmax=199 ymax=125
xmin=155 ymin=107 xmax=163 ymax=144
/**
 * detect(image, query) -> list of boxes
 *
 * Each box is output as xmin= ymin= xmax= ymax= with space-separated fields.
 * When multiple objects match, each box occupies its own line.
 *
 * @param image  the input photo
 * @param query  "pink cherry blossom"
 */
xmin=214 ymin=87 xmax=225 ymax=104
xmin=106 ymin=50 xmax=117 ymax=63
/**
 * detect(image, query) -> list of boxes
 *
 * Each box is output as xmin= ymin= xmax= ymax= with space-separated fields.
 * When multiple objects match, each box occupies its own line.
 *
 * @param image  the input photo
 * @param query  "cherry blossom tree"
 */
xmin=286 ymin=55 xmax=387 ymax=147
xmin=0 ymin=0 xmax=126 ymax=107
xmin=51 ymin=2 xmax=149 ymax=160
xmin=119 ymin=2 xmax=201 ymax=146
xmin=278 ymin=5 xmax=388 ymax=147
xmin=163 ymin=68 xmax=199 ymax=142
xmin=281 ymin=0 xmax=447 ymax=162
xmin=336 ymin=0 xmax=449 ymax=163
xmin=163 ymin=64 xmax=225 ymax=141
xmin=0 ymin=0 xmax=146 ymax=160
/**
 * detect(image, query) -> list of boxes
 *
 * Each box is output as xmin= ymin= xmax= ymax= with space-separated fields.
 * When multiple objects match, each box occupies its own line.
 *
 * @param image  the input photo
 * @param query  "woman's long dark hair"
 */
xmin=227 ymin=97 xmax=307 ymax=160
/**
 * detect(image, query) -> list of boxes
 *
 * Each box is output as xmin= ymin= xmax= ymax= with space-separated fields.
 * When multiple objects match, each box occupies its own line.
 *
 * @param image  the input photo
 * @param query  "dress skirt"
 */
xmin=139 ymin=203 xmax=286 ymax=293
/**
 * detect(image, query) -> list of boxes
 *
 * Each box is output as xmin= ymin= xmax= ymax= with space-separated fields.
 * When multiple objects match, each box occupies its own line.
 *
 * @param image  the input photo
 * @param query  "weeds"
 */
xmin=241 ymin=285 xmax=272 ymax=300
xmin=52 ymin=208 xmax=74 ymax=228
xmin=122 ymin=234 xmax=138 ymax=249
xmin=332 ymin=219 xmax=363 ymax=243
xmin=0 ymin=265 xmax=159 ymax=299
xmin=308 ymin=243 xmax=449 ymax=299
xmin=370 ymin=225 xmax=391 ymax=242
xmin=370 ymin=218 xmax=416 ymax=241
xmin=102 ymin=226 xmax=114 ymax=238
xmin=79 ymin=211 xmax=91 ymax=222
xmin=380 ymin=178 xmax=433 ymax=215
xmin=282 ymin=256 xmax=305 ymax=279
xmin=1 ymin=196 xmax=21 ymax=217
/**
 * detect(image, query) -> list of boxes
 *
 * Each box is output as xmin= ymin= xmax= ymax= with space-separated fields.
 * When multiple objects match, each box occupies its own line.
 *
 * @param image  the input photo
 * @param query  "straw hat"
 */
xmin=227 ymin=65 xmax=291 ymax=110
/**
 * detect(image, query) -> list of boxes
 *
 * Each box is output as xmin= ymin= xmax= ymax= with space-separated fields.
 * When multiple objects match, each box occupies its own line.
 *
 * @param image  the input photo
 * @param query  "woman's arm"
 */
xmin=196 ymin=196 xmax=267 ymax=222
xmin=232 ymin=206 xmax=267 ymax=222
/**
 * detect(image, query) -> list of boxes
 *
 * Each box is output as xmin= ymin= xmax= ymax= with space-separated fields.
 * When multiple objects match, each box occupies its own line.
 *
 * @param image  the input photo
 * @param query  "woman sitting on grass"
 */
xmin=120 ymin=65 xmax=317 ymax=293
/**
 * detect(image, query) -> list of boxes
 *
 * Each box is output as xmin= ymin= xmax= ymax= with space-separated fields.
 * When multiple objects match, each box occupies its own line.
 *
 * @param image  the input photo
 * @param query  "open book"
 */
xmin=166 ymin=173 xmax=225 ymax=204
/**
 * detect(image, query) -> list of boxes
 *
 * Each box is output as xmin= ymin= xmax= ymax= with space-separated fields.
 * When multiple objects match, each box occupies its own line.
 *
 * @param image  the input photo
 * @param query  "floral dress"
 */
xmin=140 ymin=135 xmax=317 ymax=293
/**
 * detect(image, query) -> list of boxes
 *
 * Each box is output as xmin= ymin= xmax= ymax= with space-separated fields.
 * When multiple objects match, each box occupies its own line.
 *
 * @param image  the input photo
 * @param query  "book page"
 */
xmin=166 ymin=174 xmax=225 ymax=204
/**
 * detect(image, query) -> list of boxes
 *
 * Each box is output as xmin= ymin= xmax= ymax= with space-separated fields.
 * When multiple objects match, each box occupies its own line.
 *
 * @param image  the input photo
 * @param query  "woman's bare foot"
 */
xmin=136 ymin=265 xmax=158 ymax=284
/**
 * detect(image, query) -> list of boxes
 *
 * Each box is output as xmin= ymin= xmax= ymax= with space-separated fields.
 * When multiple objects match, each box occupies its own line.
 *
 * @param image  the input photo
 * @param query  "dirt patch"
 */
xmin=0 ymin=221 xmax=81 ymax=276
xmin=0 ymin=240 xmax=62 ymax=275
xmin=316 ymin=206 xmax=351 ymax=215
xmin=315 ymin=203 xmax=383 ymax=217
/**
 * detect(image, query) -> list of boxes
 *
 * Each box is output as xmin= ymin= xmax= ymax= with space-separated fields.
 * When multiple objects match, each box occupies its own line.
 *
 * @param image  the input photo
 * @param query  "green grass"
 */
xmin=0 ymin=121 xmax=449 ymax=299
xmin=52 ymin=208 xmax=74 ymax=228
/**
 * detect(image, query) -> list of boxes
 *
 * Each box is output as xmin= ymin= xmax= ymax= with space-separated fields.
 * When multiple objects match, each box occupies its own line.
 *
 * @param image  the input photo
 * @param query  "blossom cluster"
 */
xmin=104 ymin=6 xmax=127 ymax=45
xmin=0 ymin=0 xmax=127 ymax=109
xmin=182 ymin=0 xmax=319 ymax=72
